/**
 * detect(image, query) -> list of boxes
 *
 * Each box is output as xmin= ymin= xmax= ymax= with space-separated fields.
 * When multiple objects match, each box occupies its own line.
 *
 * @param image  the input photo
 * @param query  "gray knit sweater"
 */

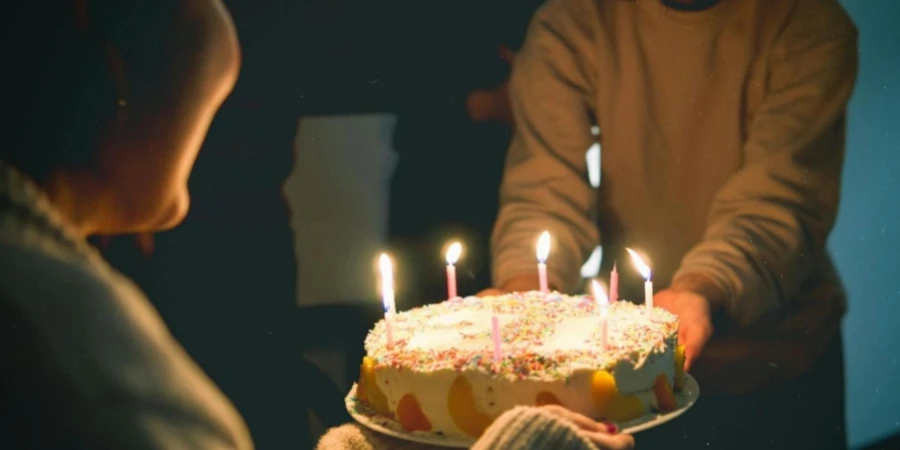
xmin=0 ymin=161 xmax=253 ymax=449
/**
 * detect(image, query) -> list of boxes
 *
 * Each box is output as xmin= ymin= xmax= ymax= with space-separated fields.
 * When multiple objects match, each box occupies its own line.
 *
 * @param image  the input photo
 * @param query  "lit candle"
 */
xmin=491 ymin=315 xmax=503 ymax=361
xmin=536 ymin=231 xmax=551 ymax=293
xmin=610 ymin=262 xmax=619 ymax=303
xmin=626 ymin=248 xmax=653 ymax=310
xmin=378 ymin=253 xmax=396 ymax=346
xmin=591 ymin=279 xmax=609 ymax=351
xmin=445 ymin=242 xmax=462 ymax=299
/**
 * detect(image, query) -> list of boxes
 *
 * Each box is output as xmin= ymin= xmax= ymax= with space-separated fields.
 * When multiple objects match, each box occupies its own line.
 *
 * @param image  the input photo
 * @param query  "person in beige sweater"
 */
xmin=482 ymin=0 xmax=858 ymax=448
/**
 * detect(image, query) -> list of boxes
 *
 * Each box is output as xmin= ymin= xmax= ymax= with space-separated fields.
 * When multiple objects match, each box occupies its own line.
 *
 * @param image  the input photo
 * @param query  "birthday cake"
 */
xmin=354 ymin=291 xmax=686 ymax=439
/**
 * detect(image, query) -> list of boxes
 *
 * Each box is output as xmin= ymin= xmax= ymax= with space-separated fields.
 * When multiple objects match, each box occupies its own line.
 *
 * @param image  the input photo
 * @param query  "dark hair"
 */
xmin=0 ymin=2 xmax=119 ymax=183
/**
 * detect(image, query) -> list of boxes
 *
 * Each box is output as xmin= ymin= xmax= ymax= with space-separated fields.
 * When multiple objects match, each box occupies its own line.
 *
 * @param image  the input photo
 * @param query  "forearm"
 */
xmin=674 ymin=123 xmax=846 ymax=324
xmin=490 ymin=0 xmax=600 ymax=292
xmin=673 ymin=4 xmax=857 ymax=325
xmin=492 ymin=204 xmax=595 ymax=293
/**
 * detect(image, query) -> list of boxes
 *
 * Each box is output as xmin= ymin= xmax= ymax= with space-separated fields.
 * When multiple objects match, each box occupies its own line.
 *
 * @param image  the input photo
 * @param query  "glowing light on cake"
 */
xmin=536 ymin=231 xmax=551 ymax=293
xmin=445 ymin=242 xmax=462 ymax=299
xmin=378 ymin=253 xmax=396 ymax=346
xmin=591 ymin=279 xmax=609 ymax=351
xmin=626 ymin=248 xmax=653 ymax=310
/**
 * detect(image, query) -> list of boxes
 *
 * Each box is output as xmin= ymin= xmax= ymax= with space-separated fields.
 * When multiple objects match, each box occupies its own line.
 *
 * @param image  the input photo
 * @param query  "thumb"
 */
xmin=681 ymin=324 xmax=712 ymax=372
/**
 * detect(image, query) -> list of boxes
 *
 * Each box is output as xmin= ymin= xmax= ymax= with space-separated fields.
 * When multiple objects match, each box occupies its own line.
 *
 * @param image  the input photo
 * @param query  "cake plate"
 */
xmin=345 ymin=374 xmax=700 ymax=448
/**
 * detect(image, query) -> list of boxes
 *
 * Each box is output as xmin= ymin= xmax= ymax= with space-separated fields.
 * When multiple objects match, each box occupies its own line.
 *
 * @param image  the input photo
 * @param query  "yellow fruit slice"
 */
xmin=397 ymin=394 xmax=432 ymax=432
xmin=535 ymin=391 xmax=562 ymax=406
xmin=591 ymin=370 xmax=647 ymax=422
xmin=654 ymin=374 xmax=677 ymax=412
xmin=358 ymin=357 xmax=390 ymax=415
xmin=674 ymin=345 xmax=686 ymax=390
xmin=447 ymin=375 xmax=495 ymax=438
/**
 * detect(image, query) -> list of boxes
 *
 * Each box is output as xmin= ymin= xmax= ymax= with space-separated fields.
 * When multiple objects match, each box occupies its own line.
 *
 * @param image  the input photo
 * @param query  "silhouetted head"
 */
xmin=0 ymin=0 xmax=240 ymax=236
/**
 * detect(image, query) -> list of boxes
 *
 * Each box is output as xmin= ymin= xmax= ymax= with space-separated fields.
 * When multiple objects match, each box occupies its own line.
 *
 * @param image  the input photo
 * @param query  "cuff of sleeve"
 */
xmin=492 ymin=247 xmax=580 ymax=293
xmin=472 ymin=406 xmax=595 ymax=450
xmin=673 ymin=255 xmax=750 ymax=323
xmin=670 ymin=272 xmax=731 ymax=313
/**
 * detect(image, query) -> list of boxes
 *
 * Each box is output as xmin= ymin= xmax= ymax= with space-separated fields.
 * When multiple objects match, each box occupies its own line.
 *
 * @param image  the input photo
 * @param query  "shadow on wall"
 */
xmin=832 ymin=0 xmax=900 ymax=447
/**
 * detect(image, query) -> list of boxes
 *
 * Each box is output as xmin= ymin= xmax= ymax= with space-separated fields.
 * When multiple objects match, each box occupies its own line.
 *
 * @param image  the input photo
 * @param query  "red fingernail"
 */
xmin=606 ymin=423 xmax=618 ymax=433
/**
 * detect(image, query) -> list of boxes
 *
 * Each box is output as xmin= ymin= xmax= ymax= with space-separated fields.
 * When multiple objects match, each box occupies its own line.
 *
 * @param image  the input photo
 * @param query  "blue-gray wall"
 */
xmin=834 ymin=0 xmax=900 ymax=447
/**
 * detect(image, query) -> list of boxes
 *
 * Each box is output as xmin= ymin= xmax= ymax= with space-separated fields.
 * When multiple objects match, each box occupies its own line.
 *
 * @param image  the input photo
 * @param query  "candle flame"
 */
xmin=378 ymin=253 xmax=394 ymax=312
xmin=445 ymin=242 xmax=462 ymax=265
xmin=626 ymin=248 xmax=651 ymax=280
xmin=591 ymin=279 xmax=608 ymax=308
xmin=536 ymin=231 xmax=551 ymax=262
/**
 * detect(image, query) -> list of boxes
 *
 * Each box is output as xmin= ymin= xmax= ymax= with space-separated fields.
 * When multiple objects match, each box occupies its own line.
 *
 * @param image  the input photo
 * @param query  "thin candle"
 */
xmin=536 ymin=231 xmax=551 ymax=293
xmin=491 ymin=315 xmax=503 ymax=361
xmin=626 ymin=248 xmax=653 ymax=310
xmin=610 ymin=262 xmax=619 ymax=303
xmin=591 ymin=279 xmax=609 ymax=351
xmin=445 ymin=242 xmax=462 ymax=299
xmin=378 ymin=253 xmax=396 ymax=346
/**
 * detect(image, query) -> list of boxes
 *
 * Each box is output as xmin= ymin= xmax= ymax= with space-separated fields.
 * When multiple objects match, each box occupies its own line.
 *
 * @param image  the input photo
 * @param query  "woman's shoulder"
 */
xmin=0 ymin=237 xmax=252 ymax=448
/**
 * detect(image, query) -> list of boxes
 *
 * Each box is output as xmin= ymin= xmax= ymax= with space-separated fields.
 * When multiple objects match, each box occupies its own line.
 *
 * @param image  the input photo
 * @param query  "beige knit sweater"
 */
xmin=316 ymin=406 xmax=600 ymax=450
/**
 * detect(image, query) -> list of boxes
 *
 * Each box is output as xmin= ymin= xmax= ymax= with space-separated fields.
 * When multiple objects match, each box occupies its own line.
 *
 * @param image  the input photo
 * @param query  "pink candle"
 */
xmin=610 ymin=262 xmax=619 ymax=303
xmin=446 ymin=265 xmax=457 ymax=298
xmin=536 ymin=231 xmax=551 ymax=293
xmin=491 ymin=315 xmax=503 ymax=360
xmin=538 ymin=263 xmax=548 ymax=293
xmin=445 ymin=242 xmax=462 ymax=299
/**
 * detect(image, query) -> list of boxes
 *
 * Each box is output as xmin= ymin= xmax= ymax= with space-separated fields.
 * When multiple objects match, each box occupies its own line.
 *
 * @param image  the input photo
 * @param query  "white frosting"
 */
xmin=361 ymin=292 xmax=680 ymax=439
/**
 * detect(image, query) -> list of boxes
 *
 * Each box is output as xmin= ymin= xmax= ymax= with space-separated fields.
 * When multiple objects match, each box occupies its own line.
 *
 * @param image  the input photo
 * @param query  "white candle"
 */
xmin=591 ymin=279 xmax=609 ymax=351
xmin=445 ymin=242 xmax=462 ymax=299
xmin=536 ymin=231 xmax=551 ymax=293
xmin=626 ymin=248 xmax=653 ymax=310
xmin=378 ymin=253 xmax=396 ymax=346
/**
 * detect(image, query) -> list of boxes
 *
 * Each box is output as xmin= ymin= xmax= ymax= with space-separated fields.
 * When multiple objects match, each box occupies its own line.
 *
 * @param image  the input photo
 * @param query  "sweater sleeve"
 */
xmin=673 ymin=0 xmax=858 ymax=326
xmin=472 ymin=406 xmax=598 ymax=450
xmin=490 ymin=0 xmax=599 ymax=292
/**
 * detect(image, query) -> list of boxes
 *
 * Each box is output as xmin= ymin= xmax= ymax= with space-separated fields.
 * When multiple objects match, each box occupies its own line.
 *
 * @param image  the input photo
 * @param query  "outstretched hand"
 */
xmin=653 ymin=289 xmax=714 ymax=371
xmin=539 ymin=405 xmax=635 ymax=450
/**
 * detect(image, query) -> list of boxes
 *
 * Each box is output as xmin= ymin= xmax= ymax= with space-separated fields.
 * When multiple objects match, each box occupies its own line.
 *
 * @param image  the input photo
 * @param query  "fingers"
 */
xmin=682 ymin=321 xmax=713 ymax=371
xmin=539 ymin=405 xmax=634 ymax=450
xmin=583 ymin=431 xmax=636 ymax=450
xmin=539 ymin=405 xmax=605 ymax=433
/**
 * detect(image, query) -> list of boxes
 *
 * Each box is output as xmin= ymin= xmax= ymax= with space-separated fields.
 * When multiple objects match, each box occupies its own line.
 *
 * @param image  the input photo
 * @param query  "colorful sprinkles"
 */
xmin=364 ymin=291 xmax=679 ymax=381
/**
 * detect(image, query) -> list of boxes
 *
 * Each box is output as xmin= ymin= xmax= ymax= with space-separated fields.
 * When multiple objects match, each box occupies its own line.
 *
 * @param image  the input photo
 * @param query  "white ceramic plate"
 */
xmin=345 ymin=374 xmax=700 ymax=448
